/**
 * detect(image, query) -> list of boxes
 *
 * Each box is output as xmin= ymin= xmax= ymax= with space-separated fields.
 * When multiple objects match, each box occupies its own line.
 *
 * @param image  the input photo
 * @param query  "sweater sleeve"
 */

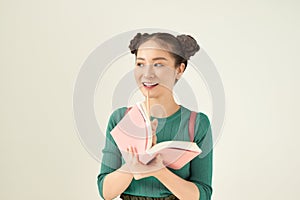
xmin=97 ymin=107 xmax=126 ymax=199
xmin=189 ymin=113 xmax=213 ymax=200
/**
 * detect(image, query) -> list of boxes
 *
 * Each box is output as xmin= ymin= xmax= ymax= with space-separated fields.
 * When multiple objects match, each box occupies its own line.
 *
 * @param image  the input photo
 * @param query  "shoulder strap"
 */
xmin=188 ymin=111 xmax=197 ymax=142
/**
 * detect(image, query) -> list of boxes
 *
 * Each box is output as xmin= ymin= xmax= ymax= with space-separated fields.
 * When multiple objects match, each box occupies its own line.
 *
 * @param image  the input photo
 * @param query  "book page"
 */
xmin=137 ymin=102 xmax=152 ymax=150
xmin=146 ymin=141 xmax=201 ymax=155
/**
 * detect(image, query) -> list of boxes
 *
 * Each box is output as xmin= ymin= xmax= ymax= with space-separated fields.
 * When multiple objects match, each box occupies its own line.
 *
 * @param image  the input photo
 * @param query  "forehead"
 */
xmin=137 ymin=40 xmax=173 ymax=60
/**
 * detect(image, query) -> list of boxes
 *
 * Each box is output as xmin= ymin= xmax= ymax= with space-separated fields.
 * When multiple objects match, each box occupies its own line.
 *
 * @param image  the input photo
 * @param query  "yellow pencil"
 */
xmin=146 ymin=90 xmax=150 ymax=120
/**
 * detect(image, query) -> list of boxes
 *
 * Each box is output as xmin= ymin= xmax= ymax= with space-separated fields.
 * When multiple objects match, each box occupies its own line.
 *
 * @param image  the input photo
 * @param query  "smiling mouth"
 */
xmin=142 ymin=82 xmax=159 ymax=89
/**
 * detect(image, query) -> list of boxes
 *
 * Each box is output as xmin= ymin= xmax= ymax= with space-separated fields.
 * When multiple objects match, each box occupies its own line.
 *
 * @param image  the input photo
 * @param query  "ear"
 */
xmin=175 ymin=63 xmax=185 ymax=80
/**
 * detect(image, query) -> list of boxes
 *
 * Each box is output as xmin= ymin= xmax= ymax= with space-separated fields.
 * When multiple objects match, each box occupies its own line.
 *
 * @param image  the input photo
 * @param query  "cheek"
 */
xmin=134 ymin=68 xmax=142 ymax=83
xmin=159 ymin=69 xmax=176 ymax=82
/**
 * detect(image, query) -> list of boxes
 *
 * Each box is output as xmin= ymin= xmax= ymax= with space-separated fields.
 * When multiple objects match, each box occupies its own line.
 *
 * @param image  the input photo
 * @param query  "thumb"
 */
xmin=155 ymin=153 xmax=163 ymax=162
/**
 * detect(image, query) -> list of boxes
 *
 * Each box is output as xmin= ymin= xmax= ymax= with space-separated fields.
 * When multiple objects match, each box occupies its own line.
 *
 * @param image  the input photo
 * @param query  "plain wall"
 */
xmin=1 ymin=0 xmax=299 ymax=199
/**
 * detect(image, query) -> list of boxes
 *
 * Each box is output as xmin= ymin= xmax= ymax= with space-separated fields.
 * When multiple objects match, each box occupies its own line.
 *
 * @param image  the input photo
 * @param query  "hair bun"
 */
xmin=129 ymin=33 xmax=150 ymax=54
xmin=176 ymin=34 xmax=200 ymax=60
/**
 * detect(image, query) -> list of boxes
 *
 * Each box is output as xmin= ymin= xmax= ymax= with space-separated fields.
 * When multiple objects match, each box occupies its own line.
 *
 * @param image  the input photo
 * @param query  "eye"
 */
xmin=136 ymin=62 xmax=144 ymax=67
xmin=153 ymin=63 xmax=164 ymax=67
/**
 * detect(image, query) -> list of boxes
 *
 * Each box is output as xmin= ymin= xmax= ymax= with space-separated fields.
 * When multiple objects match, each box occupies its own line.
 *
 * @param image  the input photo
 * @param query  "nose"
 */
xmin=143 ymin=64 xmax=155 ymax=79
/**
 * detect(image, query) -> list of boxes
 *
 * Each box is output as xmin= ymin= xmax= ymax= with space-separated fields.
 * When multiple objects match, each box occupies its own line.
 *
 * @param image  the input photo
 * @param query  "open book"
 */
xmin=110 ymin=102 xmax=202 ymax=170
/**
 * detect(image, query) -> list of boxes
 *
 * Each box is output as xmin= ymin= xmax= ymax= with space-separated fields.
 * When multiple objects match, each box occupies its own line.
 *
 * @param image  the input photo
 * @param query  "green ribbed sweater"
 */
xmin=97 ymin=106 xmax=213 ymax=199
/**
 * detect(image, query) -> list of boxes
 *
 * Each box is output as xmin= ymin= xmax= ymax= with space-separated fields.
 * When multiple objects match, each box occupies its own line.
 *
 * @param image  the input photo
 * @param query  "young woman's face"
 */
xmin=134 ymin=40 xmax=184 ymax=99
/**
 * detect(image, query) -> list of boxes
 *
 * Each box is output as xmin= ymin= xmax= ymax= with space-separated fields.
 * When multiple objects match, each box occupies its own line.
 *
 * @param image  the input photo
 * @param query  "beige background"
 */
xmin=1 ymin=0 xmax=299 ymax=199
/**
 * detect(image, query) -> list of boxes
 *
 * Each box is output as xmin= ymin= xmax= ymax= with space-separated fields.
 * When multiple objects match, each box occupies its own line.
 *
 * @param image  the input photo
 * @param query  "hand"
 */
xmin=125 ymin=146 xmax=166 ymax=180
xmin=151 ymin=119 xmax=158 ymax=146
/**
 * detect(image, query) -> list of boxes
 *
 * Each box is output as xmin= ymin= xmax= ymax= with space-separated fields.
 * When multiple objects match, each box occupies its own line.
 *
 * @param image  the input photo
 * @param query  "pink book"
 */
xmin=111 ymin=103 xmax=152 ymax=154
xmin=110 ymin=102 xmax=202 ymax=170
xmin=138 ymin=141 xmax=201 ymax=169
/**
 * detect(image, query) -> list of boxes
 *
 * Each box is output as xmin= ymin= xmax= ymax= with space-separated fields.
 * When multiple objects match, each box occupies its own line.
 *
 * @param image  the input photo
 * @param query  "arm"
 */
xmin=188 ymin=113 xmax=213 ymax=200
xmin=102 ymin=164 xmax=133 ymax=199
xmin=148 ymin=113 xmax=213 ymax=200
xmin=154 ymin=167 xmax=200 ymax=200
xmin=97 ymin=108 xmax=134 ymax=199
xmin=125 ymin=146 xmax=200 ymax=199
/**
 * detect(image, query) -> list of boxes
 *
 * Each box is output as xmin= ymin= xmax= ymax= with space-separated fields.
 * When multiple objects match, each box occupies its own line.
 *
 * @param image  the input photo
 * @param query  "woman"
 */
xmin=97 ymin=32 xmax=213 ymax=200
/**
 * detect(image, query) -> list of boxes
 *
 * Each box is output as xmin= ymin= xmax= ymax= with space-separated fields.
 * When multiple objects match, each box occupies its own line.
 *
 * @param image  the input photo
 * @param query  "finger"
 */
xmin=130 ymin=146 xmax=138 ymax=163
xmin=155 ymin=154 xmax=164 ymax=164
xmin=128 ymin=145 xmax=133 ymax=153
xmin=155 ymin=153 xmax=162 ymax=160
xmin=128 ymin=146 xmax=134 ymax=160
xmin=151 ymin=119 xmax=158 ymax=132
xmin=133 ymin=147 xmax=140 ymax=162
xmin=123 ymin=146 xmax=130 ymax=163
xmin=152 ymin=133 xmax=157 ymax=146
xmin=130 ymin=146 xmax=134 ymax=154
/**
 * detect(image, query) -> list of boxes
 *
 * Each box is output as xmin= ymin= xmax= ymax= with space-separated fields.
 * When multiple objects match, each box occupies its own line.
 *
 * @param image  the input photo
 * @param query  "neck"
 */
xmin=144 ymin=94 xmax=180 ymax=118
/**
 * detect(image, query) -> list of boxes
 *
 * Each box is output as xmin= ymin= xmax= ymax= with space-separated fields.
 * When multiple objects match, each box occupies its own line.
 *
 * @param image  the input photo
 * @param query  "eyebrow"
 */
xmin=136 ymin=57 xmax=168 ymax=61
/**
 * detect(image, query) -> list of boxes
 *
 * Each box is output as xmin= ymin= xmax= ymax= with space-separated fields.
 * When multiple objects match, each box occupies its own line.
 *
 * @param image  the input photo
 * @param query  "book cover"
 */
xmin=111 ymin=103 xmax=152 ymax=154
xmin=110 ymin=102 xmax=201 ymax=169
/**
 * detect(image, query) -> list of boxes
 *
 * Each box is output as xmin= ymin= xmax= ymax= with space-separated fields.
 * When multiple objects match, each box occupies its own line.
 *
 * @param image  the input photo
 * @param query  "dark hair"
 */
xmin=129 ymin=32 xmax=200 ymax=70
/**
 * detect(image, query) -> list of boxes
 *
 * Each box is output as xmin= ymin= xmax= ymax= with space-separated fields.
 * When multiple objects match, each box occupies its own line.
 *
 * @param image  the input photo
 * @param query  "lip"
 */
xmin=142 ymin=82 xmax=159 ymax=89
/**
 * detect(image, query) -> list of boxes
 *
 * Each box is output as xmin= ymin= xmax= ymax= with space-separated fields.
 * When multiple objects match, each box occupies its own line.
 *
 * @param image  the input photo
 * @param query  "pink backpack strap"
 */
xmin=124 ymin=107 xmax=132 ymax=116
xmin=188 ymin=111 xmax=197 ymax=142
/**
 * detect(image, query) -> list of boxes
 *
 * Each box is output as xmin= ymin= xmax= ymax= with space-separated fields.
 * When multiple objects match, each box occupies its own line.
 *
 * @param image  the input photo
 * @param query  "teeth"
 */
xmin=143 ymin=82 xmax=158 ymax=86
